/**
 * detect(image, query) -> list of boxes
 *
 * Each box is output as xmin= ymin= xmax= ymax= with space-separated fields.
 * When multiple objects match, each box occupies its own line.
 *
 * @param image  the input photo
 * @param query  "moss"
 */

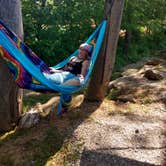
xmin=107 ymin=88 xmax=121 ymax=101
xmin=111 ymin=72 xmax=122 ymax=80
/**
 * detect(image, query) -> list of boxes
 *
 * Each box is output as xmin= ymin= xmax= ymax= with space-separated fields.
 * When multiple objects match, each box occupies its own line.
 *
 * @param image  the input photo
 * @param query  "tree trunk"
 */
xmin=41 ymin=0 xmax=47 ymax=8
xmin=86 ymin=0 xmax=125 ymax=101
xmin=0 ymin=0 xmax=23 ymax=132
xmin=123 ymin=30 xmax=132 ymax=56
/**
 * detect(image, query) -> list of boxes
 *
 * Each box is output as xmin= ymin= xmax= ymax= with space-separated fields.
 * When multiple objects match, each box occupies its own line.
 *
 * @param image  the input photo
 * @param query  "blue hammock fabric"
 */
xmin=0 ymin=20 xmax=107 ymax=115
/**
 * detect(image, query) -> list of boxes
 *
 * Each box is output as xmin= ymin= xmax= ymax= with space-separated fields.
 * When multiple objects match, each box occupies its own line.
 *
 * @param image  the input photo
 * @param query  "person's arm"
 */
xmin=49 ymin=67 xmax=62 ymax=73
xmin=63 ymin=60 xmax=89 ymax=86
xmin=80 ymin=60 xmax=89 ymax=77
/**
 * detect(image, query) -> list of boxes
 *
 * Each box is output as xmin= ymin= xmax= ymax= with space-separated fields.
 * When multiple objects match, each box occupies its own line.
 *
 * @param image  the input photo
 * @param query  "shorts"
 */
xmin=43 ymin=71 xmax=83 ymax=85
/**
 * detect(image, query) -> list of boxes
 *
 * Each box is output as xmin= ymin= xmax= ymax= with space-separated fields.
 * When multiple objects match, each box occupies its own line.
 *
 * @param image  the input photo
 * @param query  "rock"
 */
xmin=117 ymin=94 xmax=136 ymax=103
xmin=19 ymin=109 xmax=40 ymax=128
xmin=143 ymin=70 xmax=163 ymax=80
xmin=145 ymin=59 xmax=161 ymax=66
xmin=122 ymin=68 xmax=139 ymax=76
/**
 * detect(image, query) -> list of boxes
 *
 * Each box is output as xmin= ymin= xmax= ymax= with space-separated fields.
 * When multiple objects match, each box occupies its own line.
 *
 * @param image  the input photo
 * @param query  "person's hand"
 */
xmin=49 ymin=67 xmax=55 ymax=73
xmin=77 ymin=74 xmax=84 ymax=78
xmin=49 ymin=67 xmax=61 ymax=73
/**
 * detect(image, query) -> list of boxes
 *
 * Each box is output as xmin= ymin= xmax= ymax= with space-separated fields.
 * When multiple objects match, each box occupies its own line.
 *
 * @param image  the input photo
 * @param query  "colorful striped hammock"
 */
xmin=0 ymin=19 xmax=107 ymax=115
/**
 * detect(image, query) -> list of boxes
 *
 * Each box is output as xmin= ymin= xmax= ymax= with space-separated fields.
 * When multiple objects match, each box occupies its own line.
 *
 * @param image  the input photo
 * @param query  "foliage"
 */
xmin=22 ymin=0 xmax=104 ymax=65
xmin=107 ymin=88 xmax=121 ymax=100
xmin=115 ymin=0 xmax=166 ymax=71
xmin=21 ymin=0 xmax=166 ymax=71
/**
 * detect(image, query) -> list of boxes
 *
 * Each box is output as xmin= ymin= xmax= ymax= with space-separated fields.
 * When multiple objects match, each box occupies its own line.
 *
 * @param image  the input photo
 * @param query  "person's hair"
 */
xmin=79 ymin=43 xmax=94 ymax=57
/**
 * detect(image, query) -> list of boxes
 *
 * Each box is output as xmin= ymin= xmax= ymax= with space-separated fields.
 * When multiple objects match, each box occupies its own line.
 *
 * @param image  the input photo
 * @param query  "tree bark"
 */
xmin=122 ymin=30 xmax=132 ymax=56
xmin=86 ymin=0 xmax=125 ymax=101
xmin=0 ymin=0 xmax=23 ymax=132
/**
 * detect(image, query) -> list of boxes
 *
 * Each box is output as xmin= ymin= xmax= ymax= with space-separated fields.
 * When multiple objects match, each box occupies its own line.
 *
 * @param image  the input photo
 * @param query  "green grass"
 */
xmin=110 ymin=72 xmax=122 ymax=80
xmin=0 ymin=124 xmax=67 ymax=166
xmin=107 ymin=88 xmax=121 ymax=101
xmin=0 ymin=128 xmax=29 ymax=145
xmin=23 ymin=127 xmax=65 ymax=166
xmin=0 ymin=155 xmax=15 ymax=166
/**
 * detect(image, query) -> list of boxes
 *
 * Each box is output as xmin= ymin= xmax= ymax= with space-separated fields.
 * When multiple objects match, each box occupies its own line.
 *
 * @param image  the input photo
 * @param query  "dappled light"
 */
xmin=0 ymin=95 xmax=103 ymax=165
xmin=108 ymin=57 xmax=166 ymax=106
xmin=1 ymin=75 xmax=166 ymax=165
xmin=1 ymin=55 xmax=165 ymax=166
xmin=0 ymin=0 xmax=166 ymax=165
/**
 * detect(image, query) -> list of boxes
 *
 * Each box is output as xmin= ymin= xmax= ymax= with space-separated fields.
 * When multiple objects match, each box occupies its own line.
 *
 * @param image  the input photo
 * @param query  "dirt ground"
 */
xmin=0 ymin=56 xmax=165 ymax=166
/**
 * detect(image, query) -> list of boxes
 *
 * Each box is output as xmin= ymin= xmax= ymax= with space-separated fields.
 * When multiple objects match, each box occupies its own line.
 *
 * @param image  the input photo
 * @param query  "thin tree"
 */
xmin=86 ymin=0 xmax=125 ymax=101
xmin=0 ymin=0 xmax=23 ymax=132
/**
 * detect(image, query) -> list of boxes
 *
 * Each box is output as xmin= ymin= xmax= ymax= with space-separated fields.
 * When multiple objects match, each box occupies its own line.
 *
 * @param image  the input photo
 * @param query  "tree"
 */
xmin=86 ymin=0 xmax=125 ymax=101
xmin=21 ymin=0 xmax=104 ymax=65
xmin=0 ymin=0 xmax=23 ymax=132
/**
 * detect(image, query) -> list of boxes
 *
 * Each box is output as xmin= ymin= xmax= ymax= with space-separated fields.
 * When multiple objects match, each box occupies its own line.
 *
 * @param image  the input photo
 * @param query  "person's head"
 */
xmin=78 ymin=43 xmax=93 ymax=60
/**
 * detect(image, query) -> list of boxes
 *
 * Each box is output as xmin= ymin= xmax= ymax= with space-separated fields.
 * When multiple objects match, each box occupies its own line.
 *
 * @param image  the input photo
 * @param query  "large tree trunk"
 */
xmin=86 ymin=0 xmax=125 ymax=101
xmin=0 ymin=0 xmax=23 ymax=132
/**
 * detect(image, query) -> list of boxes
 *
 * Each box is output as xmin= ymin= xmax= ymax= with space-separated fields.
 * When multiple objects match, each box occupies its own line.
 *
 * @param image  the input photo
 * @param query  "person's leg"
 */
xmin=62 ymin=72 xmax=81 ymax=86
xmin=43 ymin=71 xmax=81 ymax=86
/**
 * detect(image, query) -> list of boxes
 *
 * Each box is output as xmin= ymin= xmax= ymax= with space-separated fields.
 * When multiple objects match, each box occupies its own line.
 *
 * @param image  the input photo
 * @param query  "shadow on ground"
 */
xmin=0 ymin=99 xmax=102 ymax=165
xmin=80 ymin=149 xmax=157 ymax=166
xmin=0 ymin=57 xmax=165 ymax=165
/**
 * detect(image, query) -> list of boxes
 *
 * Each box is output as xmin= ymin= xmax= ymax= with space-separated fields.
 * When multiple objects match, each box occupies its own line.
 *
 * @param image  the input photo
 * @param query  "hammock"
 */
xmin=0 ymin=19 xmax=107 ymax=115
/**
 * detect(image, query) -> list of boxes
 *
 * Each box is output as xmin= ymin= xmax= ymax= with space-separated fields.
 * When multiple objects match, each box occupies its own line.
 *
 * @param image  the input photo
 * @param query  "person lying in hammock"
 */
xmin=43 ymin=43 xmax=93 ymax=86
